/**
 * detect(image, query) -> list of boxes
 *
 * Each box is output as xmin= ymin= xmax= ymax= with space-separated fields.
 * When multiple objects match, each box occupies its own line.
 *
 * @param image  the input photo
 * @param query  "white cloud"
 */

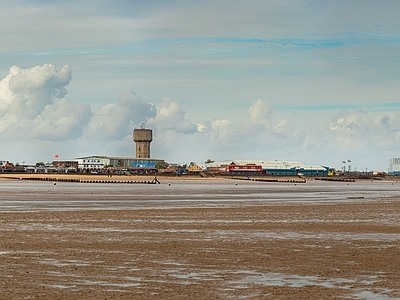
xmin=327 ymin=110 xmax=400 ymax=150
xmin=31 ymin=98 xmax=92 ymax=140
xmin=210 ymin=119 xmax=231 ymax=140
xmin=87 ymin=90 xmax=156 ymax=140
xmin=1 ymin=65 xmax=400 ymax=171
xmin=248 ymin=99 xmax=273 ymax=124
xmin=149 ymin=98 xmax=198 ymax=134
xmin=0 ymin=64 xmax=91 ymax=141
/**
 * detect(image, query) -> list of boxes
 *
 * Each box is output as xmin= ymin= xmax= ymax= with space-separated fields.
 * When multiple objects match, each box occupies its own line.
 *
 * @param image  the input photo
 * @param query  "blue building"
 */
xmin=75 ymin=156 xmax=163 ymax=172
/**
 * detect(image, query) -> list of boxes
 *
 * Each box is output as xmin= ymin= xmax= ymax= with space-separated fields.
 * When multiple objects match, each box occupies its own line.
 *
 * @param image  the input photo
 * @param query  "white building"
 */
xmin=388 ymin=158 xmax=400 ymax=175
xmin=75 ymin=156 xmax=107 ymax=172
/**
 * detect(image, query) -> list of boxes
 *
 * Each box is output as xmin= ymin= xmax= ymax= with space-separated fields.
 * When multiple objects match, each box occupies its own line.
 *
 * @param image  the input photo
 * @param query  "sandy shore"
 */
xmin=0 ymin=173 xmax=226 ymax=182
xmin=0 ymin=173 xmax=338 ymax=184
xmin=0 ymin=179 xmax=399 ymax=299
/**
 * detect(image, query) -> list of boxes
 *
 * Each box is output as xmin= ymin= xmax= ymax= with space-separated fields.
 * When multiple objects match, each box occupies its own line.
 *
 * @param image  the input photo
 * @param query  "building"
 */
xmin=75 ymin=156 xmax=107 ymax=172
xmin=75 ymin=155 xmax=163 ymax=173
xmin=206 ymin=160 xmax=329 ymax=176
xmin=388 ymin=158 xmax=400 ymax=175
xmin=188 ymin=163 xmax=204 ymax=173
xmin=52 ymin=160 xmax=78 ymax=168
xmin=228 ymin=163 xmax=263 ymax=176
xmin=0 ymin=160 xmax=8 ymax=169
xmin=74 ymin=125 xmax=162 ymax=174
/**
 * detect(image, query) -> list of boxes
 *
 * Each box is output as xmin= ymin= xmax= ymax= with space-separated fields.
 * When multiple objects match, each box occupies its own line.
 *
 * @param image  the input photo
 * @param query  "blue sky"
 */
xmin=1 ymin=0 xmax=400 ymax=171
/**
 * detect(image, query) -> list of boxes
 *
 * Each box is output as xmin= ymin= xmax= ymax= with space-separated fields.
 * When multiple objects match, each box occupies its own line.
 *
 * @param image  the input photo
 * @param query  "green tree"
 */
xmin=156 ymin=160 xmax=169 ymax=169
xmin=117 ymin=159 xmax=125 ymax=167
xmin=205 ymin=159 xmax=214 ymax=164
xmin=36 ymin=162 xmax=45 ymax=167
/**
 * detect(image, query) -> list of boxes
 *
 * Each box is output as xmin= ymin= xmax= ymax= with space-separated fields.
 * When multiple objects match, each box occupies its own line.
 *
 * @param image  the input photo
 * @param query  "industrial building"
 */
xmin=388 ymin=158 xmax=400 ymax=175
xmin=205 ymin=160 xmax=329 ymax=176
xmin=75 ymin=156 xmax=162 ymax=173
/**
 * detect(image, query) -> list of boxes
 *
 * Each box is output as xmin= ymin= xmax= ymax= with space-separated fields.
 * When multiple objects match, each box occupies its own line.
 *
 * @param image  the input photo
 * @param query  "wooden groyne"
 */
xmin=4 ymin=176 xmax=161 ymax=184
xmin=79 ymin=179 xmax=160 ymax=184
xmin=251 ymin=178 xmax=306 ymax=183
xmin=315 ymin=177 xmax=355 ymax=182
xmin=229 ymin=177 xmax=306 ymax=183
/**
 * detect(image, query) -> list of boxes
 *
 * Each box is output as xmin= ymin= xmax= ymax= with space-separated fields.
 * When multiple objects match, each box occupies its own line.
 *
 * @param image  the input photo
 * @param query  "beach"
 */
xmin=0 ymin=177 xmax=399 ymax=299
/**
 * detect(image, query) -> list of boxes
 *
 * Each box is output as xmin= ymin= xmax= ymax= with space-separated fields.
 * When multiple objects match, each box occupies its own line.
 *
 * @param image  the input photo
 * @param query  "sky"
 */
xmin=1 ymin=0 xmax=400 ymax=171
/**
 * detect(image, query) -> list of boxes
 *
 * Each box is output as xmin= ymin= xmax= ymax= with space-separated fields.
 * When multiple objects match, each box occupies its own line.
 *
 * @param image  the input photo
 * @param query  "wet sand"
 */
xmin=0 ymin=179 xmax=399 ymax=299
xmin=0 ymin=173 xmax=217 ymax=181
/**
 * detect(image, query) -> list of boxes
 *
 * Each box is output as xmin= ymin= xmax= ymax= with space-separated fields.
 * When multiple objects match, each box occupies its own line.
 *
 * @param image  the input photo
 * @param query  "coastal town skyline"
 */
xmin=1 ymin=1 xmax=400 ymax=171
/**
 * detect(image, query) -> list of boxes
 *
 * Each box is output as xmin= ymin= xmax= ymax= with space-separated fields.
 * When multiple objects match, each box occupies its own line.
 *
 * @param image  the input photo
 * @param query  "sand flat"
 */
xmin=0 ymin=179 xmax=399 ymax=299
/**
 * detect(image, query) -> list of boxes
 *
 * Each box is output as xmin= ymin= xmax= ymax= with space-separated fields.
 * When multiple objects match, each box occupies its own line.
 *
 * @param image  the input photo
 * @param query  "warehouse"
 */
xmin=388 ymin=158 xmax=400 ymax=175
xmin=206 ymin=160 xmax=329 ymax=176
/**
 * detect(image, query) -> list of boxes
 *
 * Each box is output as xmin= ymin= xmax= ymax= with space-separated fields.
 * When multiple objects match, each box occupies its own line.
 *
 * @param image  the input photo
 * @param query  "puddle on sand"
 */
xmin=45 ymin=271 xmax=82 ymax=278
xmin=78 ymin=279 xmax=140 ymax=288
xmin=41 ymin=284 xmax=75 ymax=289
xmin=252 ymin=231 xmax=400 ymax=242
xmin=166 ymin=270 xmax=223 ymax=281
xmin=42 ymin=279 xmax=141 ymax=291
xmin=230 ymin=272 xmax=355 ymax=288
xmin=39 ymin=258 xmax=91 ymax=267
xmin=228 ymin=271 xmax=398 ymax=300
xmin=352 ymin=290 xmax=399 ymax=300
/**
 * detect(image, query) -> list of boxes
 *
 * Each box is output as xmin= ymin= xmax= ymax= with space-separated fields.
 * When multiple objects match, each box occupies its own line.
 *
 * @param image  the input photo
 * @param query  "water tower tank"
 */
xmin=133 ymin=127 xmax=152 ymax=158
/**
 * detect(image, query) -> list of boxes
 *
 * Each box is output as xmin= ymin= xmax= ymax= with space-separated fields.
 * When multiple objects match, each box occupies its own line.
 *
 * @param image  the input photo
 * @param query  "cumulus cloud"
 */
xmin=149 ymin=98 xmax=197 ymax=134
xmin=210 ymin=119 xmax=231 ymax=140
xmin=0 ymin=64 xmax=91 ymax=141
xmin=87 ymin=90 xmax=156 ymax=140
xmin=2 ymin=64 xmax=400 ymax=171
xmin=327 ymin=110 xmax=400 ymax=150
xmin=248 ymin=99 xmax=273 ymax=124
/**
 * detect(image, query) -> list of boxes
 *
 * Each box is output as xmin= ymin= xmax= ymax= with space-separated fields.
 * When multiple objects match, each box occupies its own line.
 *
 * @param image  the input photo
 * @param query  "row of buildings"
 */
xmin=205 ymin=160 xmax=329 ymax=176
xmin=5 ymin=156 xmax=400 ymax=177
xmin=10 ymin=126 xmax=400 ymax=176
xmin=1 ymin=156 xmax=330 ymax=177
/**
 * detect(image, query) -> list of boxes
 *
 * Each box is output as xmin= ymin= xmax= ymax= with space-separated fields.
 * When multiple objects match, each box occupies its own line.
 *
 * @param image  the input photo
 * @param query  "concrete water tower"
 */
xmin=133 ymin=123 xmax=152 ymax=158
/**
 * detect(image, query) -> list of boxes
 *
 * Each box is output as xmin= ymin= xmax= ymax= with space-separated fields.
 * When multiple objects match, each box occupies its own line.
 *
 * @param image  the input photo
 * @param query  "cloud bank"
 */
xmin=1 ymin=64 xmax=399 ymax=170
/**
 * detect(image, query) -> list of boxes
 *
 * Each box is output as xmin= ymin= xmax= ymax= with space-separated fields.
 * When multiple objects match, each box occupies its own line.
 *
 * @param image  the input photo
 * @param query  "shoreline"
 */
xmin=0 ymin=173 xmax=227 ymax=182
xmin=1 ymin=173 xmax=398 ymax=183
